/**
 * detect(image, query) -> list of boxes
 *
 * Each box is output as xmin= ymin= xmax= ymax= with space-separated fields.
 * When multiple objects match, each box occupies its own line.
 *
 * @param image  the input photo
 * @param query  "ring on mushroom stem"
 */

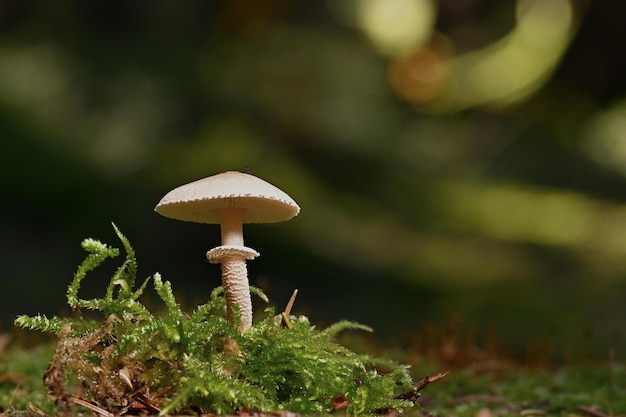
xmin=154 ymin=171 xmax=300 ymax=333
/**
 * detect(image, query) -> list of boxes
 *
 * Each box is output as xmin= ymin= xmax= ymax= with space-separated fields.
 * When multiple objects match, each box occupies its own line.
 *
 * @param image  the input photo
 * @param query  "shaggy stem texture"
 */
xmin=221 ymin=256 xmax=253 ymax=332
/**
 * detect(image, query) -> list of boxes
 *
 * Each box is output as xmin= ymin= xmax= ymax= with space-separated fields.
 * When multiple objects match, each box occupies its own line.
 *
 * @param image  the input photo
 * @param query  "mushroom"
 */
xmin=155 ymin=171 xmax=300 ymax=333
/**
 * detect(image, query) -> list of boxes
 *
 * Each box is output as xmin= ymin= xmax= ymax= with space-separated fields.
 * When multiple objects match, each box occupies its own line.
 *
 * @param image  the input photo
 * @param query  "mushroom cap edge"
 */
xmin=155 ymin=171 xmax=300 ymax=224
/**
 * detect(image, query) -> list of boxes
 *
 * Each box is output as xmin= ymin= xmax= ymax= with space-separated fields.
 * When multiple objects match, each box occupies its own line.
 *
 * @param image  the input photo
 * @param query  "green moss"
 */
xmin=15 ymin=225 xmax=420 ymax=416
xmin=0 ymin=342 xmax=58 ymax=415
xmin=417 ymin=365 xmax=626 ymax=417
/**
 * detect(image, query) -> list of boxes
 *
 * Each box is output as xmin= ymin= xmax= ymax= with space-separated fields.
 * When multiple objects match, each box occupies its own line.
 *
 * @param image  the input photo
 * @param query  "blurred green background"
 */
xmin=2 ymin=0 xmax=626 ymax=358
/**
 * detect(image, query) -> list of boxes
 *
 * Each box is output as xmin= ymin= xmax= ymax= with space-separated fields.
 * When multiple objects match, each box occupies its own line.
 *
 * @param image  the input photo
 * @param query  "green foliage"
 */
xmin=15 ymin=225 xmax=419 ymax=416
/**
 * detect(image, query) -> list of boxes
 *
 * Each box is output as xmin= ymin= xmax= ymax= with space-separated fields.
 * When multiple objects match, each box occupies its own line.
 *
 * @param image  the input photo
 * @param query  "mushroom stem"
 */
xmin=207 ymin=245 xmax=259 ymax=333
xmin=221 ymin=255 xmax=253 ymax=333
xmin=220 ymin=208 xmax=244 ymax=246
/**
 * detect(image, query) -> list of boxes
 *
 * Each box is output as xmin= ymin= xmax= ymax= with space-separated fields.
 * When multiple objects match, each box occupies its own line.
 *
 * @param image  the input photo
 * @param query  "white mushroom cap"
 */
xmin=155 ymin=171 xmax=300 ymax=224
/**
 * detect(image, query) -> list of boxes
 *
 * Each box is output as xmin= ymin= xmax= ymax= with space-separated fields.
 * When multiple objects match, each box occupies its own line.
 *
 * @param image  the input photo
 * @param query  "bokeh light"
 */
xmin=387 ymin=0 xmax=577 ymax=112
xmin=581 ymin=100 xmax=626 ymax=177
xmin=356 ymin=0 xmax=437 ymax=56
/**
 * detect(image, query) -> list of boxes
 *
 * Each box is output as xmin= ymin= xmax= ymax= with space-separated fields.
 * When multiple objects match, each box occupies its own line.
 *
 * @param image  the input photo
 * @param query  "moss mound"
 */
xmin=15 ymin=225 xmax=422 ymax=416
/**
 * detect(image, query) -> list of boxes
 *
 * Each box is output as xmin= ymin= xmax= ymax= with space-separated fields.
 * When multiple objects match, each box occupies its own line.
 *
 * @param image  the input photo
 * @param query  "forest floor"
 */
xmin=1 ymin=327 xmax=623 ymax=417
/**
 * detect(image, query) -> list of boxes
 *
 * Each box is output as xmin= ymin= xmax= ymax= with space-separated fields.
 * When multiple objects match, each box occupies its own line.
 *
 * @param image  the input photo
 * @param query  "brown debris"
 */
xmin=331 ymin=393 xmax=352 ymax=411
xmin=42 ymin=314 xmax=166 ymax=416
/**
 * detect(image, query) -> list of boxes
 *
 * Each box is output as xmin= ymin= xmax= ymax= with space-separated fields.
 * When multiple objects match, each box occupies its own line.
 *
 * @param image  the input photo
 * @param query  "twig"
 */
xmin=416 ymin=371 xmax=449 ymax=393
xmin=395 ymin=371 xmax=450 ymax=402
xmin=132 ymin=392 xmax=162 ymax=415
xmin=26 ymin=402 xmax=47 ymax=417
xmin=71 ymin=394 xmax=115 ymax=417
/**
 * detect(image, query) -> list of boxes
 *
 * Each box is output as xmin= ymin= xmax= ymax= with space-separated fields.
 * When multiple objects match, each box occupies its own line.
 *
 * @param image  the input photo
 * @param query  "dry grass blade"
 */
xmin=280 ymin=289 xmax=299 ymax=329
xmin=71 ymin=395 xmax=115 ymax=417
xmin=26 ymin=402 xmax=47 ymax=417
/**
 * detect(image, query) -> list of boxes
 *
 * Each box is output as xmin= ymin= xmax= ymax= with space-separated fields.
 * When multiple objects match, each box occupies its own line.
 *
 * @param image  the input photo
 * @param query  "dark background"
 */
xmin=2 ymin=0 xmax=626 ymax=359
